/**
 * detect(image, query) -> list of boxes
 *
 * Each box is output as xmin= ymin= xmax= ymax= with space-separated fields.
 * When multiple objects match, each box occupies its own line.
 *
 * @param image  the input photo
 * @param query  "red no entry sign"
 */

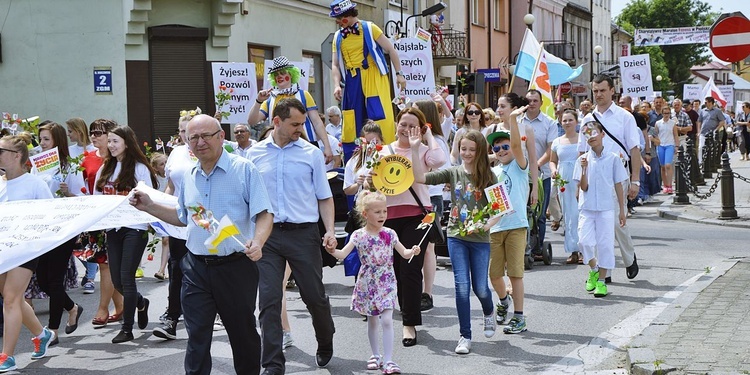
xmin=710 ymin=15 xmax=750 ymax=63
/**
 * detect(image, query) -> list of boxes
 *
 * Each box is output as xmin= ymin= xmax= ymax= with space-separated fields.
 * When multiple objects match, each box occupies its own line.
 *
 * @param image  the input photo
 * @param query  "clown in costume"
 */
xmin=249 ymin=56 xmax=333 ymax=162
xmin=329 ymin=0 xmax=407 ymax=161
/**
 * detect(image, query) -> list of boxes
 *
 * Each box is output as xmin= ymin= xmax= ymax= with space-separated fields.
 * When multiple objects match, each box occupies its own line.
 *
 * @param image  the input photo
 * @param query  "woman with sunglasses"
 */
xmin=94 ymin=125 xmax=157 ymax=343
xmin=0 ymin=136 xmax=56 ymax=372
xmin=35 ymin=122 xmax=87 ymax=345
xmin=83 ymin=119 xmax=125 ymax=329
xmin=450 ymin=102 xmax=489 ymax=164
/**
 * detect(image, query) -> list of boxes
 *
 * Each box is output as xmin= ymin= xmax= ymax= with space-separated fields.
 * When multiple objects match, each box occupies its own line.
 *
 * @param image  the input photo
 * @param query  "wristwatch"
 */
xmin=631 ymin=181 xmax=641 ymax=186
xmin=396 ymin=70 xmax=404 ymax=76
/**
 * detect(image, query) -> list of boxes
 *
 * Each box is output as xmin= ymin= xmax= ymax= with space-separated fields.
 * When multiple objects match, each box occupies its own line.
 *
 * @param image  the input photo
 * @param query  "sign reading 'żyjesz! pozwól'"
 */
xmin=619 ymin=54 xmax=653 ymax=99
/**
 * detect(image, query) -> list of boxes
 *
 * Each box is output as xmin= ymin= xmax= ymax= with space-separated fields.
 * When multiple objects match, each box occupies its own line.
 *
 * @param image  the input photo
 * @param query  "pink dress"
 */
xmin=350 ymin=227 xmax=399 ymax=316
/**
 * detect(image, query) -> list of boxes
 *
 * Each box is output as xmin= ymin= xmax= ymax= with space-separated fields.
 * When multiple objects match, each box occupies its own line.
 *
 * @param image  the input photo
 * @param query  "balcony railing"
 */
xmin=433 ymin=28 xmax=467 ymax=59
xmin=541 ymin=40 xmax=576 ymax=64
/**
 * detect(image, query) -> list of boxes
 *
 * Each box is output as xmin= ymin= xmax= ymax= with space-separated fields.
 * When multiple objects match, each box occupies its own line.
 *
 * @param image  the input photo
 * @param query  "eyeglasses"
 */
xmin=90 ymin=130 xmax=106 ymax=137
xmin=466 ymin=110 xmax=482 ymax=116
xmin=0 ymin=148 xmax=19 ymax=155
xmin=233 ymin=130 xmax=248 ymax=135
xmin=492 ymin=144 xmax=511 ymax=152
xmin=188 ymin=129 xmax=221 ymax=144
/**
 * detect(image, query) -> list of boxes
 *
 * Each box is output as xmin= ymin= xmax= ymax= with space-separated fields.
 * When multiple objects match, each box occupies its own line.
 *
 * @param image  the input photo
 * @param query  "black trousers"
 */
xmin=166 ymin=237 xmax=188 ymax=321
xmin=181 ymin=252 xmax=261 ymax=375
xmin=384 ymin=215 xmax=428 ymax=327
xmin=106 ymin=228 xmax=147 ymax=331
xmin=37 ymin=236 xmax=77 ymax=330
xmin=258 ymin=224 xmax=335 ymax=374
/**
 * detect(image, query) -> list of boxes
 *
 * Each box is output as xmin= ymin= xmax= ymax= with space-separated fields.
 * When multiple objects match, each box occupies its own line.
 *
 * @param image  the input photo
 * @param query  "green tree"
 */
xmin=616 ymin=0 xmax=720 ymax=98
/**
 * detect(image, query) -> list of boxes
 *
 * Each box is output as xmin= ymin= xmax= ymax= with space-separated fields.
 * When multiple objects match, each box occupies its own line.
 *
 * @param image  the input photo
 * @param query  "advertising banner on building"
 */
xmin=619 ymin=54 xmax=654 ymax=99
xmin=391 ymin=29 xmax=436 ymax=102
xmin=211 ymin=63 xmax=258 ymax=124
xmin=634 ymin=27 xmax=710 ymax=46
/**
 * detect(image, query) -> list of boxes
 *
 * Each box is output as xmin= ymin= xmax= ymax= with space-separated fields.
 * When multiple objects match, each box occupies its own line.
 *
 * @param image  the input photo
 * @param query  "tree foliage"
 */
xmin=616 ymin=0 xmax=720 ymax=97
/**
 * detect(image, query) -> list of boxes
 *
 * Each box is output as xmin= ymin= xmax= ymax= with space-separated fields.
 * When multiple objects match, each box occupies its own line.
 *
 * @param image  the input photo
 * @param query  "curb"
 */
xmin=657 ymin=200 xmax=750 ymax=229
xmin=625 ymin=259 xmax=739 ymax=374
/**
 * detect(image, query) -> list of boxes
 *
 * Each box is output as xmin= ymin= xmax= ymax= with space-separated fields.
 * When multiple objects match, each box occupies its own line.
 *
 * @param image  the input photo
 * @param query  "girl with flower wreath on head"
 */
xmin=412 ymin=129 xmax=499 ymax=354
xmin=81 ymin=119 xmax=124 ymax=329
xmin=0 ymin=135 xmax=57 ymax=372
xmin=152 ymin=108 xmax=201 ymax=340
xmin=94 ymin=125 xmax=158 ymax=343
xmin=34 ymin=122 xmax=87 ymax=345
xmin=248 ymin=56 xmax=333 ymax=163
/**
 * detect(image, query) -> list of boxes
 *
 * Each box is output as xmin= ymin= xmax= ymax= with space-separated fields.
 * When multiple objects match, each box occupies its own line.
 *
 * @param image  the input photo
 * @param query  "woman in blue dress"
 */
xmin=550 ymin=109 xmax=581 ymax=264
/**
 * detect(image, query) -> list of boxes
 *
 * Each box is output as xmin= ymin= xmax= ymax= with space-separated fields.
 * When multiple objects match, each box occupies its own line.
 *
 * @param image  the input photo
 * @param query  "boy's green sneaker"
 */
xmin=503 ymin=316 xmax=527 ymax=334
xmin=594 ymin=281 xmax=608 ymax=297
xmin=495 ymin=296 xmax=511 ymax=324
xmin=586 ymin=270 xmax=599 ymax=292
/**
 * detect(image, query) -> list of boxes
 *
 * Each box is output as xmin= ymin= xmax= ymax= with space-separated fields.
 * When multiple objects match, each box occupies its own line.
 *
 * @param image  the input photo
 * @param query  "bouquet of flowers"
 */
xmin=55 ymin=153 xmax=86 ymax=197
xmin=354 ymin=137 xmax=383 ymax=170
xmin=187 ymin=204 xmax=245 ymax=254
xmin=553 ymin=173 xmax=569 ymax=192
xmin=392 ymin=92 xmax=411 ymax=111
xmin=215 ymin=86 xmax=234 ymax=120
xmin=456 ymin=201 xmax=506 ymax=237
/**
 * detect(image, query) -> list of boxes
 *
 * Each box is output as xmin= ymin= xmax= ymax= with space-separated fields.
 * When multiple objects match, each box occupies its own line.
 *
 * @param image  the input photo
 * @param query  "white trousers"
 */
xmin=578 ymin=209 xmax=615 ymax=270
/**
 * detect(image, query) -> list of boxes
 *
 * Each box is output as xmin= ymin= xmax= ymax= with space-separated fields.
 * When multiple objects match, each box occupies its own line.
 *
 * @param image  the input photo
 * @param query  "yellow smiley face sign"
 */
xmin=372 ymin=154 xmax=414 ymax=196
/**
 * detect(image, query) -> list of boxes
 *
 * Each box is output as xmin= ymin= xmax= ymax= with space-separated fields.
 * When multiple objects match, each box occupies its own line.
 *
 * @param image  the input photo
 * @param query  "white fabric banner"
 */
xmin=619 ymin=54 xmax=654 ymax=99
xmin=0 ymin=195 xmax=127 ymax=274
xmin=135 ymin=181 xmax=187 ymax=239
xmin=683 ymin=84 xmax=702 ymax=101
xmin=634 ymin=27 xmax=710 ymax=46
xmin=391 ymin=30 xmax=436 ymax=103
xmin=211 ymin=63 xmax=258 ymax=125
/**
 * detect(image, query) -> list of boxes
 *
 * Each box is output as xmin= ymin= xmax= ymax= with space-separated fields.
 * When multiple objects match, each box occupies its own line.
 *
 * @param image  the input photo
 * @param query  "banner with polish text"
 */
xmin=634 ymin=27 xmax=710 ymax=46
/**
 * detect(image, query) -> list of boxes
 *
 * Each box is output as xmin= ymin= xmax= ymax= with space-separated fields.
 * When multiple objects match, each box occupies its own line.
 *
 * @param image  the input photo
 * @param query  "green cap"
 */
xmin=486 ymin=131 xmax=510 ymax=145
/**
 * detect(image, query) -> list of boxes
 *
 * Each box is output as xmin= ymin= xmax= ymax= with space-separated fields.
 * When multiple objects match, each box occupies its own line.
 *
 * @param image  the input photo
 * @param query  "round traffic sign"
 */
xmin=710 ymin=15 xmax=750 ymax=63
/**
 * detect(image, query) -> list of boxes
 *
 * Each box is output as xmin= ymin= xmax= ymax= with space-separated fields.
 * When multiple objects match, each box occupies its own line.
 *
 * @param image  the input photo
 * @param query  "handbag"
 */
xmin=408 ymin=186 xmax=445 ymax=244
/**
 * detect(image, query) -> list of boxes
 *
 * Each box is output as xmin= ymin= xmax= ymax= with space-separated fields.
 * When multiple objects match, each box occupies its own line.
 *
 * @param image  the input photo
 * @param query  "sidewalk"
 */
xmin=627 ymin=151 xmax=750 ymax=374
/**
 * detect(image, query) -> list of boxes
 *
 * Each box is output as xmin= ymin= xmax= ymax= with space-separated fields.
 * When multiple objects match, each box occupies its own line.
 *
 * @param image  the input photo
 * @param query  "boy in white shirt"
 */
xmin=573 ymin=121 xmax=629 ymax=297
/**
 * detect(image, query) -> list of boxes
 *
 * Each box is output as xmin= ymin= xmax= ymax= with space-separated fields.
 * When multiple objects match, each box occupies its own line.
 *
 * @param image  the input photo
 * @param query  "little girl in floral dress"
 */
xmin=328 ymin=191 xmax=420 ymax=375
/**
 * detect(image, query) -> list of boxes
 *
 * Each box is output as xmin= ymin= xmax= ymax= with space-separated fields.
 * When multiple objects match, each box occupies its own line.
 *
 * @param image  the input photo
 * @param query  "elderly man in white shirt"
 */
xmin=325 ymin=106 xmax=342 ymax=142
xmin=577 ymin=75 xmax=642 ymax=282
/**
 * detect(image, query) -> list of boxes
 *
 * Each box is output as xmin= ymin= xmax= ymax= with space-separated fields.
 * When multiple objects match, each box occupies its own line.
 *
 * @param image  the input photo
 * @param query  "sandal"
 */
xmin=382 ymin=361 xmax=401 ymax=374
xmin=154 ymin=272 xmax=166 ymax=280
xmin=92 ymin=316 xmax=108 ymax=328
xmin=551 ymin=221 xmax=560 ymax=231
xmin=366 ymin=355 xmax=382 ymax=370
xmin=566 ymin=252 xmax=579 ymax=264
xmin=578 ymin=252 xmax=584 ymax=264
xmin=107 ymin=312 xmax=123 ymax=323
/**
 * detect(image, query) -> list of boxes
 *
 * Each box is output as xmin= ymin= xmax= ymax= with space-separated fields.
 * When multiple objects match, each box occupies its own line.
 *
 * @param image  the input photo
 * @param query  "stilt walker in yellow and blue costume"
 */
xmin=330 ymin=0 xmax=407 ymax=161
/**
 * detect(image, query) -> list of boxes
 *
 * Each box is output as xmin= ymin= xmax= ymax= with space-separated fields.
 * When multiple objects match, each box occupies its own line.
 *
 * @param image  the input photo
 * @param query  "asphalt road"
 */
xmin=13 ymin=198 xmax=750 ymax=374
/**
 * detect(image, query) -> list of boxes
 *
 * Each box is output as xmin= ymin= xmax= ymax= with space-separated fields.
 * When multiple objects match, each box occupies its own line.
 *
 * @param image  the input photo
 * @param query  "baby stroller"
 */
xmin=524 ymin=177 xmax=552 ymax=270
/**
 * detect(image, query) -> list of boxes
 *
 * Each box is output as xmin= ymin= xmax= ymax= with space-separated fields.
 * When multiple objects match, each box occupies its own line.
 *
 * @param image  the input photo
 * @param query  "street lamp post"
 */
xmin=384 ymin=1 xmax=447 ymax=38
xmin=593 ymin=45 xmax=603 ymax=76
xmin=523 ymin=14 xmax=535 ymax=30
xmin=656 ymin=75 xmax=663 ymax=91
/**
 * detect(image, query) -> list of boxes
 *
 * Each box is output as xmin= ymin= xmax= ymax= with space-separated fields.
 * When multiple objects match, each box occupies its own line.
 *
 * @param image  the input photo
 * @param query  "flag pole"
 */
xmin=528 ymin=42 xmax=545 ymax=91
xmin=508 ymin=29 xmax=531 ymax=92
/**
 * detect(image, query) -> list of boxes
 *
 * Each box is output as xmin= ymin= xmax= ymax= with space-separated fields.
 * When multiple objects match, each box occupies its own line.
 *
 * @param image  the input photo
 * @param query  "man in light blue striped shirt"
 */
xmin=131 ymin=114 xmax=273 ymax=375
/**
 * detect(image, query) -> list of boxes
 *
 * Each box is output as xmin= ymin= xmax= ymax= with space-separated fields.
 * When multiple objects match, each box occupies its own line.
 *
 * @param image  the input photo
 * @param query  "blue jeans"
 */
xmin=537 ymin=177 xmax=551 ymax=244
xmin=447 ymin=238 xmax=494 ymax=340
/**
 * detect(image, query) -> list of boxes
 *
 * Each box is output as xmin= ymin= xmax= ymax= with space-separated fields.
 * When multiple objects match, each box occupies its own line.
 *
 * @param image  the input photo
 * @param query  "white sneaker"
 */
xmin=212 ymin=316 xmax=224 ymax=331
xmin=483 ymin=314 xmax=497 ymax=338
xmin=282 ymin=331 xmax=294 ymax=349
xmin=454 ymin=336 xmax=471 ymax=354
